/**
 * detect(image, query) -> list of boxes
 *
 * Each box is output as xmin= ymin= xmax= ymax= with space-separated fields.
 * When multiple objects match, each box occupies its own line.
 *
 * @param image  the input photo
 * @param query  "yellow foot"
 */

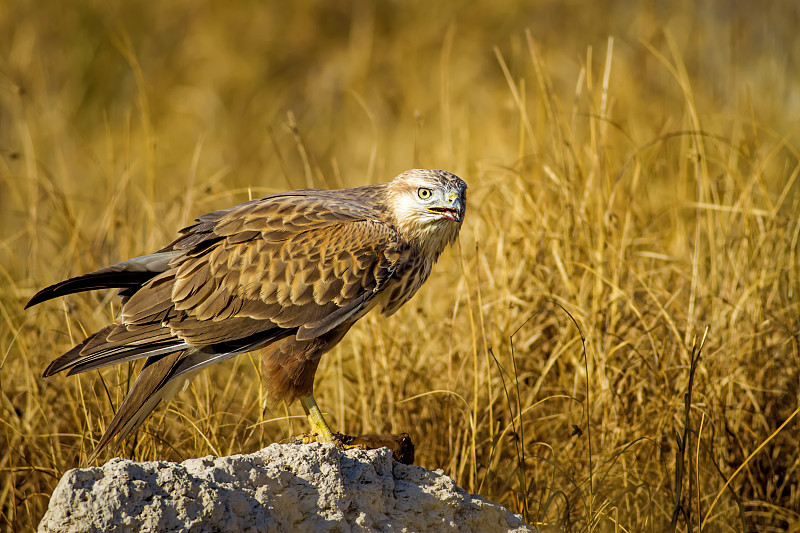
xmin=299 ymin=393 xmax=335 ymax=441
xmin=291 ymin=433 xmax=319 ymax=445
xmin=291 ymin=431 xmax=366 ymax=450
xmin=294 ymin=394 xmax=365 ymax=449
xmin=290 ymin=432 xmax=415 ymax=464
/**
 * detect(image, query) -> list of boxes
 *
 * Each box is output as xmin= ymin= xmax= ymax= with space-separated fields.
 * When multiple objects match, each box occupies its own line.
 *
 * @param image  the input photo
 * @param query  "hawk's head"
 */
xmin=386 ymin=169 xmax=467 ymax=252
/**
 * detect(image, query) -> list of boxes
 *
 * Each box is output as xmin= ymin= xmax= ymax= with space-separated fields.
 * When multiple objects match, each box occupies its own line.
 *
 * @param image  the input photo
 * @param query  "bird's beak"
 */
xmin=427 ymin=193 xmax=463 ymax=222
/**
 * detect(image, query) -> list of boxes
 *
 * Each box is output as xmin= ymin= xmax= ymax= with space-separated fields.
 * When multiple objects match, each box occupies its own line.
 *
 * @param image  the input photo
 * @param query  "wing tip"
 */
xmin=25 ymin=268 xmax=160 ymax=311
xmin=40 ymin=334 xmax=97 ymax=378
xmin=25 ymin=289 xmax=53 ymax=309
xmin=87 ymin=430 xmax=117 ymax=463
xmin=41 ymin=348 xmax=79 ymax=378
xmin=25 ymin=277 xmax=88 ymax=309
xmin=25 ymin=281 xmax=78 ymax=310
xmin=41 ymin=362 xmax=58 ymax=378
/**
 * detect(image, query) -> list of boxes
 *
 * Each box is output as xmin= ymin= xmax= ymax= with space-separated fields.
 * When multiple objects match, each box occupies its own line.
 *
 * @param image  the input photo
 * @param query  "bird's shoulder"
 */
xmin=170 ymin=184 xmax=390 ymax=248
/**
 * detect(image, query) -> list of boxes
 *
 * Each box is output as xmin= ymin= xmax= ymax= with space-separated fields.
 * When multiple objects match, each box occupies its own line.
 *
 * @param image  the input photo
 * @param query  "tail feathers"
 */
xmin=42 ymin=324 xmax=187 ymax=378
xmin=25 ymin=251 xmax=182 ymax=309
xmin=89 ymin=350 xmax=199 ymax=460
xmin=86 ymin=328 xmax=292 ymax=458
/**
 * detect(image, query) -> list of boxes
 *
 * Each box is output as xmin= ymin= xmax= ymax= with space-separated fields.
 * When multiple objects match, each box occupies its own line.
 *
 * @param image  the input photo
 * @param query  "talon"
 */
xmin=291 ymin=433 xmax=319 ymax=445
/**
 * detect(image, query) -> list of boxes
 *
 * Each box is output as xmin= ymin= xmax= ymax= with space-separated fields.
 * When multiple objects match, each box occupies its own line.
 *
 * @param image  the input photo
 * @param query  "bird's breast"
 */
xmin=377 ymin=256 xmax=433 ymax=317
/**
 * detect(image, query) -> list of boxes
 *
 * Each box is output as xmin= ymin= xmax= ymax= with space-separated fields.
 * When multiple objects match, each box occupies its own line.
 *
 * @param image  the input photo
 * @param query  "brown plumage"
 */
xmin=26 ymin=169 xmax=467 ymax=457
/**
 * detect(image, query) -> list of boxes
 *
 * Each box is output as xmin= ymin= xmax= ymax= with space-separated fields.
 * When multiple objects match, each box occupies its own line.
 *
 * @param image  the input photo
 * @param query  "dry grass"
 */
xmin=2 ymin=1 xmax=800 ymax=531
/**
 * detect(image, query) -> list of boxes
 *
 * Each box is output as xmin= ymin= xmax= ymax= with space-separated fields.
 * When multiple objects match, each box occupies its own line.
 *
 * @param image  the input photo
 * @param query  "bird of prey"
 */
xmin=26 ymin=168 xmax=467 ymax=457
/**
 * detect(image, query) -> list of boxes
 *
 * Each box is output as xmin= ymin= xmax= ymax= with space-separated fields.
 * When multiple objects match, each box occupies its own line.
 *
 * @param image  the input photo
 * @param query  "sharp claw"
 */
xmin=291 ymin=431 xmax=366 ymax=450
xmin=291 ymin=433 xmax=317 ymax=445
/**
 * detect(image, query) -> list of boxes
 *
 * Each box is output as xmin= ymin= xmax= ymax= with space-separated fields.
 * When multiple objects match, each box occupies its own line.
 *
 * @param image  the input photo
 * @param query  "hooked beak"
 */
xmin=427 ymin=195 xmax=463 ymax=222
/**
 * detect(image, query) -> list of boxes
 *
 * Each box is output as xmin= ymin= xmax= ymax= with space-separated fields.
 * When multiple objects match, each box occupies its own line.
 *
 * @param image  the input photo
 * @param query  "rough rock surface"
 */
xmin=39 ymin=443 xmax=534 ymax=533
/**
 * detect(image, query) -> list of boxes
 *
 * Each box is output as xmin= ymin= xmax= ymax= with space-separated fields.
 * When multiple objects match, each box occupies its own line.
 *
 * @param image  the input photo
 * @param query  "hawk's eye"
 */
xmin=417 ymin=188 xmax=432 ymax=200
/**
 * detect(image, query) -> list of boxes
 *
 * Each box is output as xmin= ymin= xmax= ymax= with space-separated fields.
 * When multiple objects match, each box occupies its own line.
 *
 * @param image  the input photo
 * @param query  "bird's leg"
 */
xmin=296 ymin=394 xmax=366 ymax=450
xmin=299 ymin=393 xmax=336 ymax=443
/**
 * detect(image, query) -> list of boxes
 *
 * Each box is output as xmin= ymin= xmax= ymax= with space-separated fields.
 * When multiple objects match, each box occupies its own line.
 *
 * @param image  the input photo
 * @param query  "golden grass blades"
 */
xmin=2 ymin=1 xmax=799 ymax=531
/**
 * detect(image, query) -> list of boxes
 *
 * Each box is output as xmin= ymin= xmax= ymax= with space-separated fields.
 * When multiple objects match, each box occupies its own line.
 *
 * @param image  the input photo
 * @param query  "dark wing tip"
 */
xmin=41 ymin=360 xmax=58 ymax=378
xmin=25 ymin=270 xmax=158 ymax=310
xmin=25 ymin=288 xmax=54 ymax=309
xmin=40 ymin=339 xmax=88 ymax=378
xmin=25 ymin=278 xmax=87 ymax=310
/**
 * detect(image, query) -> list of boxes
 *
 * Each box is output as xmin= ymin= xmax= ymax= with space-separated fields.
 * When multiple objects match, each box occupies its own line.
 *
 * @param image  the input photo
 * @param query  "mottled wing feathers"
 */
xmin=37 ymin=188 xmax=403 ymax=381
xmin=167 ymin=188 xmax=385 ymax=251
xmin=119 ymin=188 xmax=404 ymax=347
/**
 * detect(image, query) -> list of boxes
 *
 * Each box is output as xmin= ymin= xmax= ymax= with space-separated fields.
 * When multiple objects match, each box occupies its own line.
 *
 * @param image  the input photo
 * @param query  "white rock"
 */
xmin=39 ymin=443 xmax=534 ymax=533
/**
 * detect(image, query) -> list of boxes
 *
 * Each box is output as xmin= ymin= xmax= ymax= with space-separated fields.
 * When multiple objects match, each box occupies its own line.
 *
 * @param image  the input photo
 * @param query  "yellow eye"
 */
xmin=417 ymin=188 xmax=432 ymax=199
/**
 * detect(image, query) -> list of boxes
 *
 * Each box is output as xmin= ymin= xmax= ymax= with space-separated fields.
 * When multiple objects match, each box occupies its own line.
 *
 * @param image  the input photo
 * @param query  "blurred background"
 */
xmin=2 ymin=1 xmax=799 ymax=531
